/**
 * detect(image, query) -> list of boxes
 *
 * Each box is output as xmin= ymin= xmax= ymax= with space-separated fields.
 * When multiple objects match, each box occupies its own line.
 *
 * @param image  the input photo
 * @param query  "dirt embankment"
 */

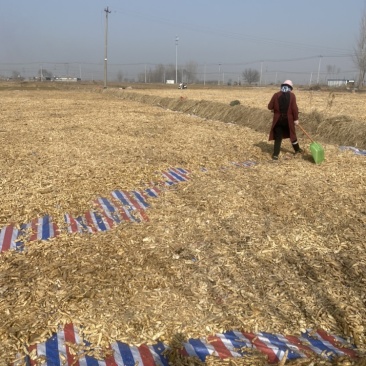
xmin=108 ymin=89 xmax=366 ymax=150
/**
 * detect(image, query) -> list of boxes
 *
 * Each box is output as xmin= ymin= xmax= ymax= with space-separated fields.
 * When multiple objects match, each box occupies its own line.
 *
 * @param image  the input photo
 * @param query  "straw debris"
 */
xmin=0 ymin=84 xmax=365 ymax=364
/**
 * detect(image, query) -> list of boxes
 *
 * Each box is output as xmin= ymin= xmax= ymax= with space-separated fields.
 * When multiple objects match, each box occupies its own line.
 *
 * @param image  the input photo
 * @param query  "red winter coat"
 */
xmin=268 ymin=91 xmax=299 ymax=141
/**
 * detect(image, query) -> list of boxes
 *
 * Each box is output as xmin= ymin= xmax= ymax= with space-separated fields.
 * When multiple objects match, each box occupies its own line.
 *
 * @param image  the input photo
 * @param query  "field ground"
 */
xmin=0 ymin=83 xmax=365 ymax=364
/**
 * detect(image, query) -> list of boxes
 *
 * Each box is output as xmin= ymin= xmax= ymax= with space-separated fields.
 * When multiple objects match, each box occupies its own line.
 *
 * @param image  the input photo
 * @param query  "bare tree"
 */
xmin=11 ymin=70 xmax=21 ymax=80
xmin=184 ymin=61 xmax=198 ymax=84
xmin=139 ymin=64 xmax=167 ymax=83
xmin=242 ymin=68 xmax=260 ymax=85
xmin=155 ymin=64 xmax=166 ymax=83
xmin=38 ymin=69 xmax=53 ymax=80
xmin=353 ymin=10 xmax=366 ymax=88
xmin=164 ymin=64 xmax=176 ymax=81
xmin=326 ymin=64 xmax=340 ymax=79
xmin=117 ymin=70 xmax=124 ymax=82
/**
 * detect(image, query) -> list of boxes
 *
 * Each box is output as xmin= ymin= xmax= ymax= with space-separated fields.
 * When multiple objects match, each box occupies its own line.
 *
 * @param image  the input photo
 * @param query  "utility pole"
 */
xmin=175 ymin=36 xmax=179 ymax=84
xmin=218 ymin=63 xmax=221 ymax=85
xmin=104 ymin=6 xmax=111 ymax=88
xmin=260 ymin=61 xmax=263 ymax=85
xmin=316 ymin=55 xmax=322 ymax=84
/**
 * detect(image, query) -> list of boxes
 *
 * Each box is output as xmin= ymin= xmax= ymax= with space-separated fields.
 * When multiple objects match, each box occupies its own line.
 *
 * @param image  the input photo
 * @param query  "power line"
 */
xmin=111 ymin=7 xmax=353 ymax=54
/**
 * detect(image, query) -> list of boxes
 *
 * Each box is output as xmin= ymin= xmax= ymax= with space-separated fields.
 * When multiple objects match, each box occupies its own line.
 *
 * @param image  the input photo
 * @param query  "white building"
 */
xmin=327 ymin=79 xmax=354 ymax=87
xmin=54 ymin=77 xmax=81 ymax=82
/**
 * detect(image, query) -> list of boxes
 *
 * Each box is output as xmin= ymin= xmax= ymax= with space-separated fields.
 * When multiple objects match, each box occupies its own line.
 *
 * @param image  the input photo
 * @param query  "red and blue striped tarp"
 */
xmin=19 ymin=324 xmax=358 ymax=366
xmin=0 ymin=166 xmax=195 ymax=253
xmin=0 ymin=216 xmax=60 ymax=253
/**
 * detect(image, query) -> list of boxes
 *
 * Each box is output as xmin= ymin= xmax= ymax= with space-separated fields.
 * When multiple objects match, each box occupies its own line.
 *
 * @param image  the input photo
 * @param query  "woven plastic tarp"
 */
xmin=339 ymin=146 xmax=366 ymax=156
xmin=21 ymin=323 xmax=358 ymax=365
xmin=1 ymin=167 xmax=192 ymax=253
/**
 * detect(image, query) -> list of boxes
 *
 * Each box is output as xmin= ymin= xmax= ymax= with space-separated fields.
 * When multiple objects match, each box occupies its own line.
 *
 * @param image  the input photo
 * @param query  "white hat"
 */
xmin=281 ymin=80 xmax=293 ymax=89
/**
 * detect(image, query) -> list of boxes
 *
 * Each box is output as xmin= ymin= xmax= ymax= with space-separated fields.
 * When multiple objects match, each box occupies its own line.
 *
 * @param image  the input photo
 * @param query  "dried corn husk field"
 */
xmin=0 ymin=82 xmax=365 ymax=365
xmin=117 ymin=85 xmax=366 ymax=123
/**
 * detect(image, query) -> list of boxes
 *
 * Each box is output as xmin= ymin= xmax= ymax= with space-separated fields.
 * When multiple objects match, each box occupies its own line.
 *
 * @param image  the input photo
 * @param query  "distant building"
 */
xmin=327 ymin=79 xmax=354 ymax=87
xmin=54 ymin=77 xmax=81 ymax=82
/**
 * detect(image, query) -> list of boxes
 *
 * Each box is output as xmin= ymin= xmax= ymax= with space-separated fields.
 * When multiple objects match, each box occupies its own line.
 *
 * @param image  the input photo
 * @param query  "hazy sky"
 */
xmin=1 ymin=0 xmax=366 ymax=83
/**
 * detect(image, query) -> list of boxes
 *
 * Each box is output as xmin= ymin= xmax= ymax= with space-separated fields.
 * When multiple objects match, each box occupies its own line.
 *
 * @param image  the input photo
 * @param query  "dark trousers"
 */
xmin=273 ymin=118 xmax=300 ymax=156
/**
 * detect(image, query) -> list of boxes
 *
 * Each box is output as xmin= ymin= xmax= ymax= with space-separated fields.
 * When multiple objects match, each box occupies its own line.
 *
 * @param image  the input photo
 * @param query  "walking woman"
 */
xmin=268 ymin=80 xmax=302 ymax=160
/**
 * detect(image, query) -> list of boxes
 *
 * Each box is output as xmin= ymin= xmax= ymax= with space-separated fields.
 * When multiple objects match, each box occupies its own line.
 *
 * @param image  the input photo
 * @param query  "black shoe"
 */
xmin=294 ymin=148 xmax=303 ymax=155
xmin=272 ymin=155 xmax=279 ymax=160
